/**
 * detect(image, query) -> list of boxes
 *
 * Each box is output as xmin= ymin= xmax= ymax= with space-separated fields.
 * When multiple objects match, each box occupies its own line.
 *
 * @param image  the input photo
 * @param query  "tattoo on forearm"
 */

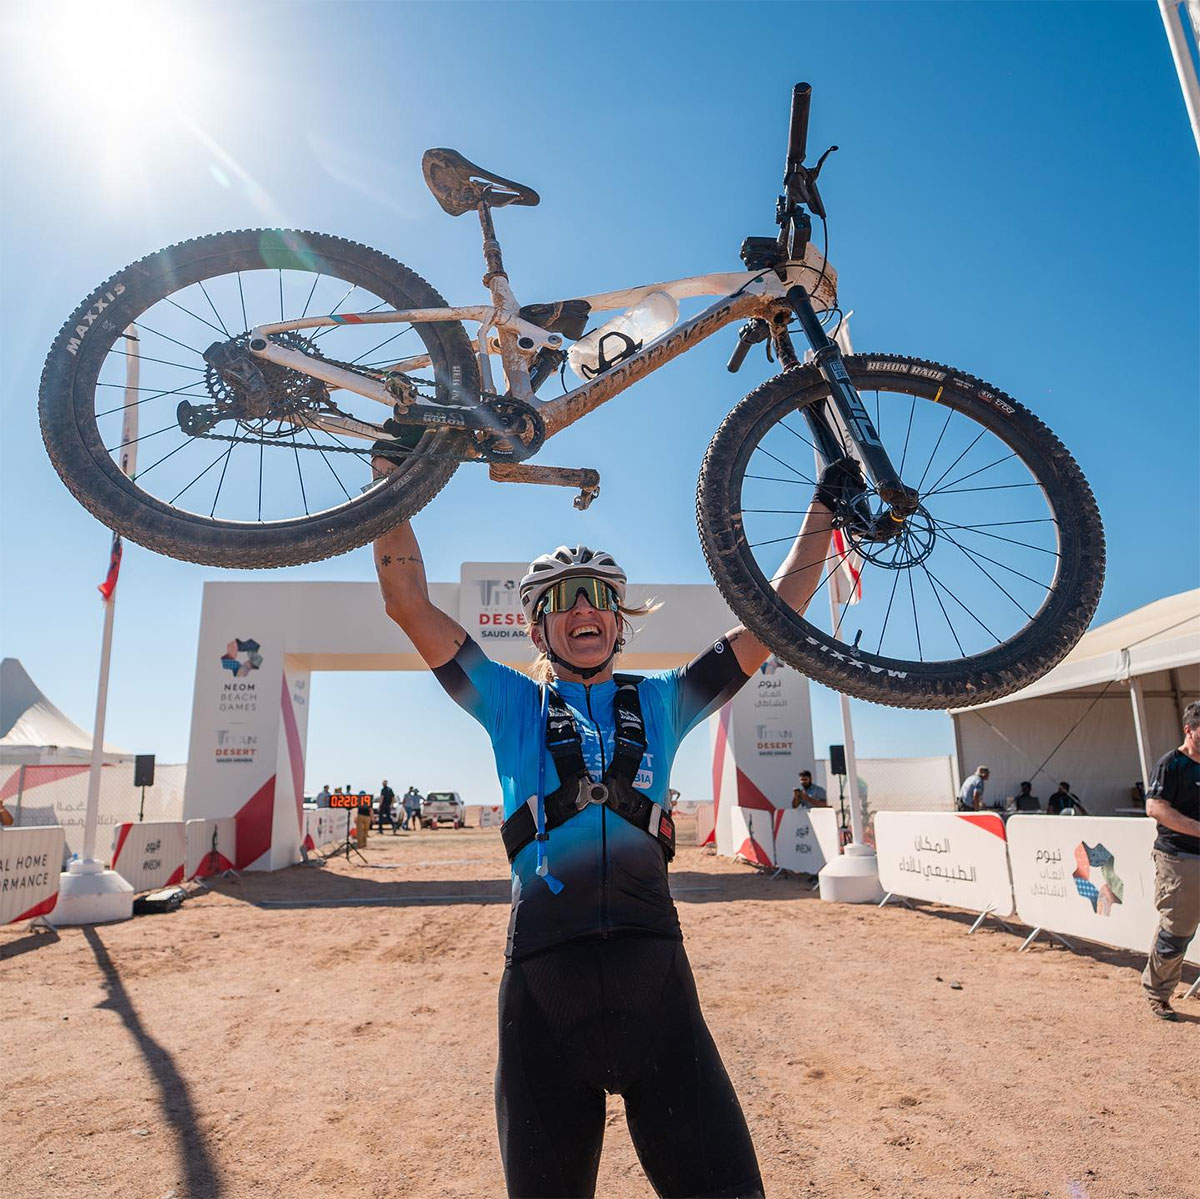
xmin=378 ymin=554 xmax=423 ymax=568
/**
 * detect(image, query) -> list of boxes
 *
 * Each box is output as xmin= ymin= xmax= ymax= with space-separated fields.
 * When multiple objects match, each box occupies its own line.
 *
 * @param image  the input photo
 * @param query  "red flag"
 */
xmin=830 ymin=526 xmax=863 ymax=605
xmin=98 ymin=532 xmax=122 ymax=601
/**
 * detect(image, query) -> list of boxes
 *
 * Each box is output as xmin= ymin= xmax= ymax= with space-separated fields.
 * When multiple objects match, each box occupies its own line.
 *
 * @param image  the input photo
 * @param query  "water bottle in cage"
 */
xmin=567 ymin=290 xmax=679 ymax=380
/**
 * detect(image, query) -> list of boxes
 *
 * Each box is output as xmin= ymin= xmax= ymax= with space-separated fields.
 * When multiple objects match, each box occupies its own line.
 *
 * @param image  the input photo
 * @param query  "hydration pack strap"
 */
xmin=500 ymin=677 xmax=675 ymax=862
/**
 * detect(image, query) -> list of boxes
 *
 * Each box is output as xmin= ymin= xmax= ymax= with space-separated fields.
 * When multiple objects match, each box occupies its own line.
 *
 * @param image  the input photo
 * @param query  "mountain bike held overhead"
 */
xmin=39 ymin=83 xmax=1104 ymax=710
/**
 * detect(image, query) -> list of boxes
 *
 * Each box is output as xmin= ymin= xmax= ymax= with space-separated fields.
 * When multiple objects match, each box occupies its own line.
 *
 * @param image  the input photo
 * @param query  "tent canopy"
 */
xmin=953 ymin=590 xmax=1199 ymax=711
xmin=0 ymin=657 xmax=129 ymax=763
xmin=949 ymin=592 xmax=1199 ymax=815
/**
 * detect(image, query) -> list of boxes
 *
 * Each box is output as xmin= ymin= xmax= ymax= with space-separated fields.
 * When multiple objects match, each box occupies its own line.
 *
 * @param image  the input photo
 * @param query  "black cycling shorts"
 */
xmin=495 ymin=935 xmax=764 ymax=1198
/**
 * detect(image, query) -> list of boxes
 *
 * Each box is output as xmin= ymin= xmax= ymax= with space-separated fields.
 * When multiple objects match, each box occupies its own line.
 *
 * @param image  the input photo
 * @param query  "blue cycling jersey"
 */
xmin=434 ymin=635 xmax=748 ymax=960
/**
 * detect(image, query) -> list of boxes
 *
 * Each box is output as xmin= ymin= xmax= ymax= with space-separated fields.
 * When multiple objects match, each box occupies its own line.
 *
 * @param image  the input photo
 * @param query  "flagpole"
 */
xmin=812 ymin=316 xmax=883 ymax=902
xmin=51 ymin=325 xmax=140 ymax=925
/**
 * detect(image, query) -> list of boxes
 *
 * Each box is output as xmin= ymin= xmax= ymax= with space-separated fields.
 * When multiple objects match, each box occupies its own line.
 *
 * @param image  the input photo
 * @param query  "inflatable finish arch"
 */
xmin=184 ymin=565 xmax=815 ymax=869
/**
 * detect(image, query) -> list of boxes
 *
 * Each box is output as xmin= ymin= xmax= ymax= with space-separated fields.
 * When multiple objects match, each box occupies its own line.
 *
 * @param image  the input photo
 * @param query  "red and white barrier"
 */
xmin=875 ymin=811 xmax=1015 ymax=917
xmin=110 ymin=821 xmax=186 ymax=893
xmin=695 ymin=802 xmax=715 ymax=847
xmin=186 ymin=818 xmax=237 ymax=879
xmin=302 ymin=808 xmax=350 ymax=853
xmin=774 ymin=807 xmax=840 ymax=873
xmin=1007 ymin=815 xmax=1199 ymax=962
xmin=1 ymin=826 xmax=66 ymax=924
xmin=729 ymin=806 xmax=777 ymax=867
xmin=478 ymin=805 xmax=503 ymax=829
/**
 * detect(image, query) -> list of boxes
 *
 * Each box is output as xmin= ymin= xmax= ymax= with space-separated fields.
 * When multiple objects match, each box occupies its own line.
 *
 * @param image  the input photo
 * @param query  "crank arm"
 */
xmin=488 ymin=463 xmax=601 ymax=510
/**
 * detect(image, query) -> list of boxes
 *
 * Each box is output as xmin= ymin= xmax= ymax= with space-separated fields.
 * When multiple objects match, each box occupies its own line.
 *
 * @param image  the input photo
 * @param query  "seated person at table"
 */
xmin=1048 ymin=781 xmax=1087 ymax=815
xmin=1006 ymin=781 xmax=1041 ymax=813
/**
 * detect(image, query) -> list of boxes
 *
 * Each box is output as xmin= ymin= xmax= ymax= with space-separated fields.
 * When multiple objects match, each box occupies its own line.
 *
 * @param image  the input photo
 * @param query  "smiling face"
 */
xmin=531 ymin=591 xmax=621 ymax=682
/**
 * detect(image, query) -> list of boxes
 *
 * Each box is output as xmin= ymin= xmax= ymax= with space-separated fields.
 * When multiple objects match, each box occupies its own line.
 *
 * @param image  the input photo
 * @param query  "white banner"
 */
xmin=695 ymin=802 xmax=715 ymax=847
xmin=712 ymin=655 xmax=815 ymax=858
xmin=774 ymin=807 xmax=841 ymax=873
xmin=0 ymin=827 xmax=66 ymax=924
xmin=1007 ymin=815 xmax=1199 ymax=962
xmin=875 ymin=811 xmax=1015 ymax=917
xmin=110 ymin=821 xmax=186 ymax=893
xmin=478 ymin=805 xmax=504 ymax=829
xmin=186 ymin=818 xmax=237 ymax=879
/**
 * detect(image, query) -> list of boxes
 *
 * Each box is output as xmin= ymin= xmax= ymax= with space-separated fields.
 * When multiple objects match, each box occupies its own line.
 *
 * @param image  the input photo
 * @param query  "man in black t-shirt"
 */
xmin=1141 ymin=701 xmax=1200 ymax=1021
xmin=377 ymin=779 xmax=398 ymax=834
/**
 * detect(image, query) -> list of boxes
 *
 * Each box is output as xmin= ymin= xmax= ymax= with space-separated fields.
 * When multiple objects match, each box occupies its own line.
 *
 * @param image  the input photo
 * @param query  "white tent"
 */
xmin=0 ymin=657 xmax=130 ymax=765
xmin=949 ymin=591 xmax=1199 ymax=814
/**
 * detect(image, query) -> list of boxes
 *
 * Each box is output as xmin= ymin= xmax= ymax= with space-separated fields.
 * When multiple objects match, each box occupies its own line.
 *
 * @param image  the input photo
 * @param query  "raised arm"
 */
xmin=726 ymin=497 xmax=835 ymax=675
xmin=372 ymin=459 xmax=468 ymax=669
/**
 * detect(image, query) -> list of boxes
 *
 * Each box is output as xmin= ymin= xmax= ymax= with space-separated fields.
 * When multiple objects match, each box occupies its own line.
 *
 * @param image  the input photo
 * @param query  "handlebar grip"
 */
xmin=787 ymin=82 xmax=812 ymax=171
xmin=727 ymin=337 xmax=753 ymax=374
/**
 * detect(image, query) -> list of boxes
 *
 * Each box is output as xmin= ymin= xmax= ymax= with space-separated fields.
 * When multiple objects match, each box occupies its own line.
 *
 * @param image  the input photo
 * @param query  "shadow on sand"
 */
xmin=85 ymin=927 xmax=222 ymax=1199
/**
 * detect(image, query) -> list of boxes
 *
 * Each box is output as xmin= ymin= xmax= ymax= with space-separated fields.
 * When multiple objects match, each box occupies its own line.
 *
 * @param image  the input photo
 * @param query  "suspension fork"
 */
xmin=784 ymin=284 xmax=919 ymax=514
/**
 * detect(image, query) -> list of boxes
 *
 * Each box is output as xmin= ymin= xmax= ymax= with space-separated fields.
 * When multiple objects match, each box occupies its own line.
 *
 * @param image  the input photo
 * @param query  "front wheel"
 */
xmin=697 ymin=355 xmax=1104 ymax=709
xmin=39 ymin=230 xmax=479 ymax=568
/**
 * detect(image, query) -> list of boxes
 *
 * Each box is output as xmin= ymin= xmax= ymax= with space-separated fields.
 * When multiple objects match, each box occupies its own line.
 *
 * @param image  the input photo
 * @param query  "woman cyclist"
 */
xmin=373 ymin=454 xmax=836 ymax=1198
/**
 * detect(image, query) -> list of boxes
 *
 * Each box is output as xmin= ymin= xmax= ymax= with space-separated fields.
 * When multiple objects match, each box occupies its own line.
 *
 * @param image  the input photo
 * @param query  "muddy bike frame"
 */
xmin=240 ymin=87 xmax=919 ymax=518
xmin=241 ymin=233 xmax=837 ymax=451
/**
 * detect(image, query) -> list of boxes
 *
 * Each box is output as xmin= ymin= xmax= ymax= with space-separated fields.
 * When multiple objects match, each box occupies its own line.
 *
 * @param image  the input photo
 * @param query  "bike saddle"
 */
xmin=421 ymin=148 xmax=540 ymax=217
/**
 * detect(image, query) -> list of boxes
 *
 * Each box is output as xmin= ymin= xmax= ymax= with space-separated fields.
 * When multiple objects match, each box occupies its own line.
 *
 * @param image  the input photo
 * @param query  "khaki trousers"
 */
xmin=1142 ymin=848 xmax=1200 ymax=1002
xmin=355 ymin=813 xmax=371 ymax=848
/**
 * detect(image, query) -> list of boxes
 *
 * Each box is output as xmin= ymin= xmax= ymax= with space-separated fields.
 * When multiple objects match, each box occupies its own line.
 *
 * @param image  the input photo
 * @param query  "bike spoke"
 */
xmin=289 ymin=431 xmax=309 ymax=515
xmin=898 ymin=394 xmax=916 ymax=476
xmin=938 ymin=529 xmax=1048 ymax=598
xmin=237 ymin=272 xmax=248 ymax=333
xmin=163 ymin=294 xmax=229 ymax=340
xmin=300 ymin=273 xmax=322 ymax=320
xmin=197 ymin=279 xmax=231 ymax=338
xmin=134 ymin=320 xmax=208 ymax=358
xmin=933 ymin=482 xmax=1039 ymax=496
xmin=921 ymin=427 xmax=986 ymax=497
xmin=933 ymin=521 xmax=1060 ymax=557
xmin=743 ymin=472 xmax=818 ymax=486
xmin=209 ymin=441 xmax=235 ymax=517
xmin=169 ymin=441 xmax=236 ymax=505
xmin=349 ymin=324 xmax=417 ymax=366
xmin=907 ymin=565 xmax=922 ymax=661
xmin=922 ymin=563 xmax=1000 ymax=644
xmin=133 ymin=432 xmax=197 ymax=482
xmin=753 ymin=443 xmax=811 ymax=483
xmin=302 ymin=423 xmax=353 ymax=502
xmin=110 ymin=348 xmax=206 ymax=373
xmin=923 ymin=450 xmax=1019 ymax=499
xmin=106 ymin=421 xmax=183 ymax=453
xmin=875 ymin=567 xmax=903 ymax=656
xmin=919 ymin=562 xmax=966 ymax=657
xmin=914 ymin=405 xmax=955 ymax=494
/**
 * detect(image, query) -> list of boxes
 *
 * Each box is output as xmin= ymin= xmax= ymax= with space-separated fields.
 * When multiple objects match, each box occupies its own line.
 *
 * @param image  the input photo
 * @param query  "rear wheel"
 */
xmin=696 ymin=355 xmax=1104 ymax=709
xmin=39 ymin=229 xmax=479 ymax=568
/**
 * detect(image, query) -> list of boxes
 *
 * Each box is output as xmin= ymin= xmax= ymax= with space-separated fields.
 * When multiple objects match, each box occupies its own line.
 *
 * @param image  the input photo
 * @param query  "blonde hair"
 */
xmin=528 ymin=599 xmax=661 ymax=683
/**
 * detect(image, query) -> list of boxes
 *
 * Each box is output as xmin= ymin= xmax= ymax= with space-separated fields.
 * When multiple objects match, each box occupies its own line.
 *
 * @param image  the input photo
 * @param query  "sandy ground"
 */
xmin=3 ymin=828 xmax=1197 ymax=1199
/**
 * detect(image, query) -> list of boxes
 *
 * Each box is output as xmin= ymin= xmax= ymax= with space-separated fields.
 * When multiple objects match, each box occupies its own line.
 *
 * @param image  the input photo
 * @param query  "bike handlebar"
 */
xmin=786 ymin=83 xmax=812 ymax=178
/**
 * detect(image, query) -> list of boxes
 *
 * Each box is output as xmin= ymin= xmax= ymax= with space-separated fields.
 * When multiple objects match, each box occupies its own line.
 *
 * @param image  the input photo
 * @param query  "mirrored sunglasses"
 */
xmin=535 ymin=576 xmax=620 ymax=618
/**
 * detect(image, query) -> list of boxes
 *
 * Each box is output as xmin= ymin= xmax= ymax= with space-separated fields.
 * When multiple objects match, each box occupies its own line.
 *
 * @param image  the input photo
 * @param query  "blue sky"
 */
xmin=1 ymin=1 xmax=1195 ymax=805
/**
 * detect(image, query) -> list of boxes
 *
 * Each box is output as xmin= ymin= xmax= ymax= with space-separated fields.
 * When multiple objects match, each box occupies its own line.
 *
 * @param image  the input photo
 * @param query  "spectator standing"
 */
xmin=1141 ymin=701 xmax=1200 ymax=1022
xmin=957 ymin=766 xmax=989 ymax=811
xmin=377 ymin=779 xmax=398 ymax=834
xmin=796 ymin=769 xmax=828 ymax=807
xmin=355 ymin=796 xmax=372 ymax=848
xmin=403 ymin=786 xmax=423 ymax=830
xmin=315 ymin=783 xmax=331 ymax=808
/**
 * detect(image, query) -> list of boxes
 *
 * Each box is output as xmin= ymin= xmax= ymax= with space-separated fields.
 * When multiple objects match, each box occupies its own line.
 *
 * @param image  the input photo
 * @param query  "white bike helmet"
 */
xmin=520 ymin=545 xmax=627 ymax=624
